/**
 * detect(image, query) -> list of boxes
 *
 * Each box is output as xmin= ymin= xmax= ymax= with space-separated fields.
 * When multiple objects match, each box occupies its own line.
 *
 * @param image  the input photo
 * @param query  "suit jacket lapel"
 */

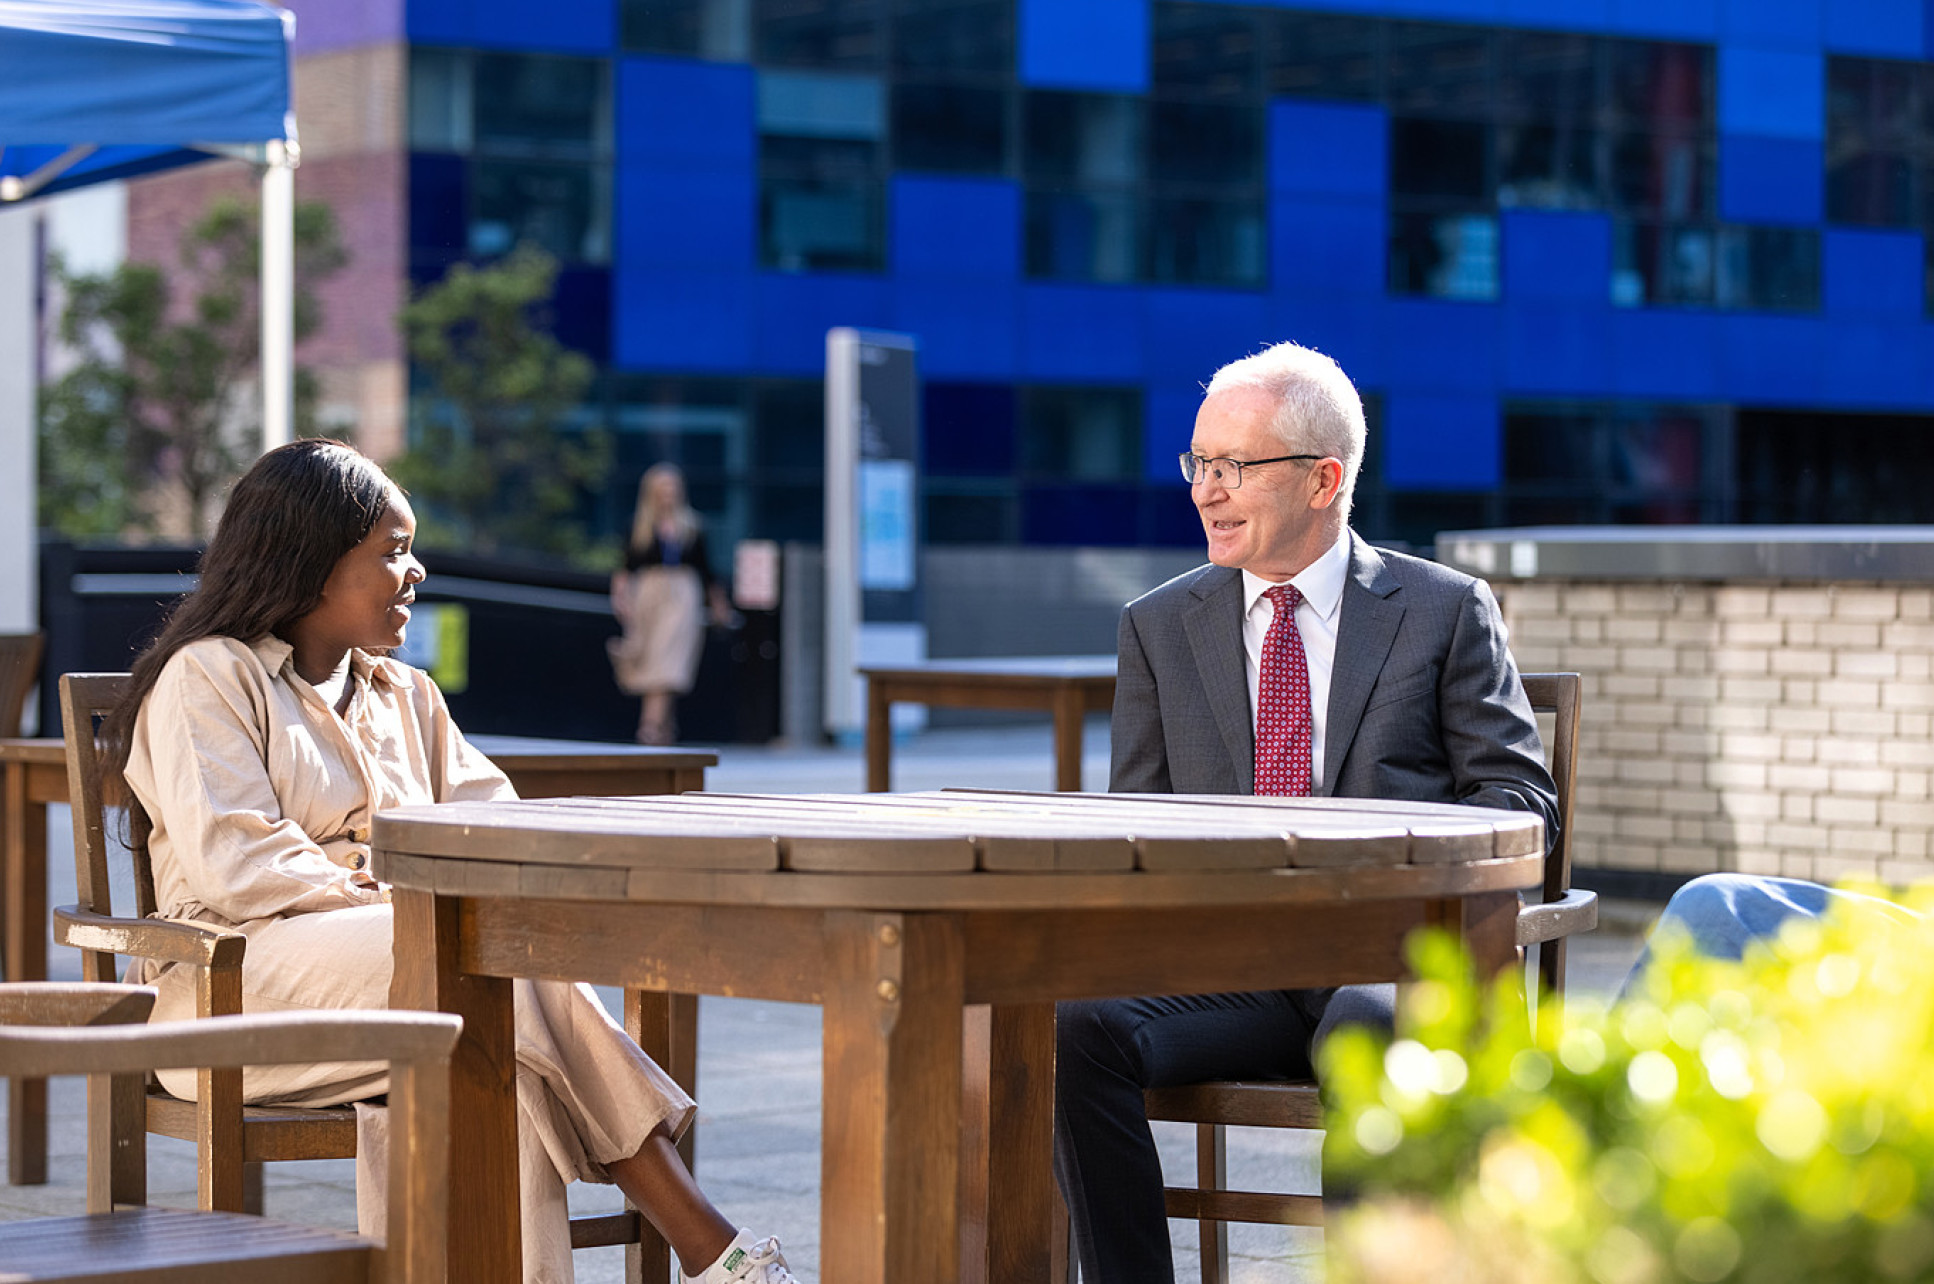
xmin=1323 ymin=534 xmax=1404 ymax=796
xmin=1182 ymin=567 xmax=1254 ymax=793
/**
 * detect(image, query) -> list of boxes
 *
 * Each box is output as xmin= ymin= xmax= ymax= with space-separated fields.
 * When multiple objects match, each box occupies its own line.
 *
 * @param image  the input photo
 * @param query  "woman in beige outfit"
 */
xmin=608 ymin=464 xmax=729 ymax=744
xmin=103 ymin=440 xmax=795 ymax=1284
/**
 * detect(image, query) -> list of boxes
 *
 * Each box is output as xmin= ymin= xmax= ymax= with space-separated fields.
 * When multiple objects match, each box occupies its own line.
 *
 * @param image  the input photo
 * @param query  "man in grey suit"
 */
xmin=1055 ymin=340 xmax=1558 ymax=1283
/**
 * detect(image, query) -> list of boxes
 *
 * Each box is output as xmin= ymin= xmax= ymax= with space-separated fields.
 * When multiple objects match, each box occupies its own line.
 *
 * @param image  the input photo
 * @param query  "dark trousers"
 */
xmin=1052 ymin=984 xmax=1395 ymax=1284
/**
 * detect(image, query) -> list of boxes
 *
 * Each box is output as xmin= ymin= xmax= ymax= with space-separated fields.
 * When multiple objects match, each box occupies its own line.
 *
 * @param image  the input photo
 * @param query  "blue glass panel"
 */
xmin=1020 ymin=484 xmax=1140 ymax=545
xmin=1608 ymin=309 xmax=1721 ymax=398
xmin=1717 ymin=48 xmax=1823 ymax=141
xmin=925 ymin=383 xmax=1017 ymax=476
xmin=1272 ymin=196 xmax=1385 ymax=295
xmin=1272 ymin=294 xmax=1386 ymax=391
xmin=1719 ymin=135 xmax=1822 ymax=223
xmin=553 ymin=267 xmax=612 ymax=362
xmin=1822 ymin=0 xmax=1923 ymax=55
xmin=410 ymin=153 xmax=468 ymax=255
xmin=1822 ymin=320 xmax=1924 ymax=406
xmin=619 ymin=57 xmax=756 ymax=165
xmin=1381 ymin=299 xmax=1500 ymax=394
xmin=1500 ymin=210 xmax=1613 ymax=302
xmin=1499 ymin=0 xmax=1610 ymax=29
xmin=895 ymin=279 xmax=1020 ymax=378
xmin=1019 ymin=284 xmax=1146 ymax=381
xmin=1383 ymin=392 xmax=1500 ymax=489
xmin=617 ymin=166 xmax=755 ymax=268
xmin=1823 ymin=228 xmax=1925 ymax=316
xmin=1145 ymin=384 xmax=1200 ymax=481
xmin=1143 ymin=485 xmax=1206 ymax=548
xmin=614 ymin=268 xmax=755 ymax=369
xmin=891 ymin=177 xmax=1021 ymax=278
xmin=1502 ymin=302 xmax=1612 ymax=395
xmin=1606 ymin=0 xmax=1718 ymax=39
xmin=753 ymin=274 xmax=895 ymax=373
xmin=1141 ymin=290 xmax=1272 ymax=380
xmin=410 ymin=0 xmax=614 ymax=52
xmin=1720 ymin=0 xmax=1822 ymax=50
xmin=1268 ymin=100 xmax=1386 ymax=199
xmin=1718 ymin=313 xmax=1826 ymax=401
xmin=1018 ymin=0 xmax=1147 ymax=92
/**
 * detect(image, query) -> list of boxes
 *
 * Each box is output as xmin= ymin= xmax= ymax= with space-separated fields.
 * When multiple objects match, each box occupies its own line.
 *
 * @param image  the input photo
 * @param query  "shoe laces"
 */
xmin=735 ymin=1236 xmax=796 ymax=1283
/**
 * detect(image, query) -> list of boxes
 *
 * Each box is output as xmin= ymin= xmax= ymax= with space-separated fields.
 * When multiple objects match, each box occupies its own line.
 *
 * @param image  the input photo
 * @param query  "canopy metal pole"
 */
xmin=260 ymin=137 xmax=294 ymax=451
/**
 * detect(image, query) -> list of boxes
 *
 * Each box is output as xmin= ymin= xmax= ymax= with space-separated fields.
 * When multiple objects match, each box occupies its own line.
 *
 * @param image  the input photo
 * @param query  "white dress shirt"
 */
xmin=1240 ymin=530 xmax=1351 ymax=793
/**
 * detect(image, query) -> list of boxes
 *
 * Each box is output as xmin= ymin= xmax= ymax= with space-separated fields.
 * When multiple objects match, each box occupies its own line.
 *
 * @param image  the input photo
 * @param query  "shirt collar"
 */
xmin=251 ymin=634 xmax=415 ymax=690
xmin=1240 ymin=529 xmax=1351 ymax=623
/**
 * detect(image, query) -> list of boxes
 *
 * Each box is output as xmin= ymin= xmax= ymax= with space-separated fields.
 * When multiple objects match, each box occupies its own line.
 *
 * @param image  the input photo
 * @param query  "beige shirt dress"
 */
xmin=123 ymin=635 xmax=696 ymax=1283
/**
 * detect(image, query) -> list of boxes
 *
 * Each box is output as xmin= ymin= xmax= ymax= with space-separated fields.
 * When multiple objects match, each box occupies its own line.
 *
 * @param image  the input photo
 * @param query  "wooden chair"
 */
xmin=0 ymin=980 xmax=456 ymax=1283
xmin=0 ymin=630 xmax=44 ymax=736
xmin=1140 ymin=672 xmax=1592 ymax=1284
xmin=54 ymin=672 xmax=693 ymax=1279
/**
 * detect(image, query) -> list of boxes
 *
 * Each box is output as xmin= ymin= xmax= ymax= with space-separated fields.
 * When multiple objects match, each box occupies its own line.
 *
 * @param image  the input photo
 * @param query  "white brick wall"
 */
xmin=1497 ymin=580 xmax=1933 ymax=880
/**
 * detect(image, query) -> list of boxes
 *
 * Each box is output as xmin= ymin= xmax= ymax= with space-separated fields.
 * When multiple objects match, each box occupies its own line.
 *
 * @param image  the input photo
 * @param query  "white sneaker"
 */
xmin=684 ymin=1229 xmax=798 ymax=1284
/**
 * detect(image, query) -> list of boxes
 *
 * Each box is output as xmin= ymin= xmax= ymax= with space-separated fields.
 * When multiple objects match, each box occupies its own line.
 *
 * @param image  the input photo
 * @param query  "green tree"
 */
xmin=388 ymin=246 xmax=608 ymax=564
xmin=38 ymin=196 xmax=346 ymax=539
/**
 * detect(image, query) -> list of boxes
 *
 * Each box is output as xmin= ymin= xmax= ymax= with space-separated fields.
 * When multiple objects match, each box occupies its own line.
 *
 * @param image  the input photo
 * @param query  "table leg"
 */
xmin=391 ymin=888 xmax=520 ymax=1284
xmin=985 ymin=1002 xmax=1056 ymax=1284
xmin=5 ymin=766 xmax=47 ymax=1184
xmin=866 ymin=682 xmax=892 ymax=793
xmin=821 ymin=911 xmax=965 ymax=1282
xmin=1429 ymin=889 xmax=1522 ymax=979
xmin=1051 ymin=688 xmax=1084 ymax=793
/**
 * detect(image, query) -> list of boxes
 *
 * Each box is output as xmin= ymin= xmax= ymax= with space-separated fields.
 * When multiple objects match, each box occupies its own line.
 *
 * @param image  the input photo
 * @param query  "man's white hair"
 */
xmin=1203 ymin=341 xmax=1366 ymax=516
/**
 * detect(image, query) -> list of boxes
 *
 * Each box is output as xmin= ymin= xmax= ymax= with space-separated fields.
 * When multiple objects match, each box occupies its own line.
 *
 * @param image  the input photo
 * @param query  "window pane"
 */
xmin=755 ymin=0 xmax=883 ymax=68
xmin=1021 ymin=388 xmax=1142 ymax=480
xmin=1023 ymin=92 xmax=1142 ymax=184
xmin=1148 ymin=101 xmax=1260 ymax=185
xmin=1024 ymin=190 xmax=1140 ymax=281
xmin=761 ymin=178 xmax=884 ymax=269
xmin=470 ymin=160 xmax=610 ymax=262
xmin=892 ymin=83 xmax=1007 ymax=172
xmin=1717 ymin=225 xmax=1819 ymax=311
xmin=1497 ymin=123 xmax=1600 ymax=209
xmin=473 ymin=54 xmax=609 ymax=154
xmin=1265 ymin=13 xmax=1381 ymax=102
xmin=1388 ymin=212 xmax=1498 ymax=300
xmin=1020 ymin=484 xmax=1140 ymax=545
xmin=762 ymin=133 xmax=881 ymax=180
xmin=924 ymin=383 xmax=1016 ymax=475
xmin=1504 ymin=407 xmax=1602 ymax=483
xmin=1152 ymin=1 xmax=1260 ymax=100
xmin=1386 ymin=22 xmax=1495 ymax=117
xmin=1611 ymin=221 xmax=1715 ymax=307
xmin=1390 ymin=117 xmax=1490 ymax=202
xmin=926 ymin=489 xmax=1017 ymax=542
xmin=1736 ymin=410 xmax=1934 ymax=524
xmin=1607 ymin=40 xmax=1710 ymax=128
xmin=619 ymin=0 xmax=749 ymax=59
xmin=1146 ymin=198 xmax=1263 ymax=286
xmin=1825 ymin=151 xmax=1912 ymax=226
xmin=1498 ymin=31 xmax=1598 ymax=122
xmin=758 ymin=70 xmax=885 ymax=139
xmin=752 ymin=380 xmax=825 ymax=472
xmin=1827 ymin=57 xmax=1918 ymax=148
xmin=1609 ymin=410 xmax=1704 ymax=491
xmin=1610 ymin=131 xmax=1709 ymax=218
xmin=410 ymin=48 xmax=472 ymax=150
xmin=890 ymin=0 xmax=1012 ymax=74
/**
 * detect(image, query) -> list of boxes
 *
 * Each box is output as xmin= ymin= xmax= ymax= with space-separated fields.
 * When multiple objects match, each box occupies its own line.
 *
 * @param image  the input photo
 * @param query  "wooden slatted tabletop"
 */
xmin=375 ymin=790 xmax=1544 ymax=1284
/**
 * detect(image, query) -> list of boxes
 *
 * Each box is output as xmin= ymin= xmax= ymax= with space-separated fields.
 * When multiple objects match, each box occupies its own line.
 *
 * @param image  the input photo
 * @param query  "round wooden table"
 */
xmin=376 ymin=788 xmax=1545 ymax=1284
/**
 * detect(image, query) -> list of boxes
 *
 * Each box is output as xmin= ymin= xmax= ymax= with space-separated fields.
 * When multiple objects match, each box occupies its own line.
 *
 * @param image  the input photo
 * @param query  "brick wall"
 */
xmin=1494 ymin=580 xmax=1934 ymax=884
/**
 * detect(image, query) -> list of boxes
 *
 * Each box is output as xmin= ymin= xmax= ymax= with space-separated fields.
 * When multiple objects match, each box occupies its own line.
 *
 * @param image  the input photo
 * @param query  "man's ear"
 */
xmin=1309 ymin=457 xmax=1345 ymax=510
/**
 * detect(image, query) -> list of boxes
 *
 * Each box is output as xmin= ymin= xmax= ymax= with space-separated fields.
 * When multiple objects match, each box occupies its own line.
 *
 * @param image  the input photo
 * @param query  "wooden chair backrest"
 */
xmin=1518 ymin=672 xmax=1581 ymax=909
xmin=59 ymin=674 xmax=159 ymax=972
xmin=0 ymin=631 xmax=44 ymax=738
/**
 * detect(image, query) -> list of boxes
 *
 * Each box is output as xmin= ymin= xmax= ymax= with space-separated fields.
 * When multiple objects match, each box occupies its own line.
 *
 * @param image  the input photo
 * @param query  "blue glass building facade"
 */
xmin=389 ymin=0 xmax=1934 ymax=553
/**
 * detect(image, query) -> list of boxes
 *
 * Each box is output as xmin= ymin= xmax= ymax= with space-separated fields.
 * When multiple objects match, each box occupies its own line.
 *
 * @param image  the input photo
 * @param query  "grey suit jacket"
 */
xmin=1110 ymin=533 xmax=1559 ymax=844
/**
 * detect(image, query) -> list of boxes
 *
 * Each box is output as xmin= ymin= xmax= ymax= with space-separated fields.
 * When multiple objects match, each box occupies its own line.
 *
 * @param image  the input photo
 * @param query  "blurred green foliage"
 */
xmin=1323 ymin=890 xmax=1934 ymax=1284
xmin=389 ymin=246 xmax=612 ymax=568
xmin=38 ymin=197 xmax=344 ymax=539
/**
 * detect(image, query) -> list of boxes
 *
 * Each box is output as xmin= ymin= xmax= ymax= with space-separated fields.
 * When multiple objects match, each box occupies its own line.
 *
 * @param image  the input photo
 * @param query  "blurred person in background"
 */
xmin=609 ymin=463 xmax=730 ymax=744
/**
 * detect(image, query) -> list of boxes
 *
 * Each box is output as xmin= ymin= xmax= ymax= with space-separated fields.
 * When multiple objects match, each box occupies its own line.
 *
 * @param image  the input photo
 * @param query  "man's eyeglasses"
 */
xmin=1179 ymin=452 xmax=1325 ymax=489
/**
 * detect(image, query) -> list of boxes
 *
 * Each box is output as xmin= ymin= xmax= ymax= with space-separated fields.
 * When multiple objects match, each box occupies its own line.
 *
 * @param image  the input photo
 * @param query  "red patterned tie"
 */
xmin=1254 ymin=584 xmax=1312 ymax=797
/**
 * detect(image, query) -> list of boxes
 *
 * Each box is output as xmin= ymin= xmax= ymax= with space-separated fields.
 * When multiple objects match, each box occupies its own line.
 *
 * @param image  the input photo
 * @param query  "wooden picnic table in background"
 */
xmin=0 ymin=733 xmax=713 ymax=1188
xmin=861 ymin=656 xmax=1118 ymax=792
xmin=376 ymin=787 xmax=1543 ymax=1284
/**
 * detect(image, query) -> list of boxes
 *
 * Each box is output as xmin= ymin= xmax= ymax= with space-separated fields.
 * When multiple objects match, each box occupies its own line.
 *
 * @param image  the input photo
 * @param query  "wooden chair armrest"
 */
xmin=1516 ymin=888 xmax=1599 ymax=947
xmin=0 ymin=1010 xmax=462 ymax=1080
xmin=53 ymin=905 xmax=247 ymax=971
xmin=0 ymin=983 xmax=157 ymax=1027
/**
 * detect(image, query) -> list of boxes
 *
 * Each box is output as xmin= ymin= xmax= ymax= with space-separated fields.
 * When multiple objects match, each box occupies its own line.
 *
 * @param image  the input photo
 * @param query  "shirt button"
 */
xmin=350 ymin=826 xmax=370 ymax=843
xmin=349 ymin=852 xmax=368 ymax=871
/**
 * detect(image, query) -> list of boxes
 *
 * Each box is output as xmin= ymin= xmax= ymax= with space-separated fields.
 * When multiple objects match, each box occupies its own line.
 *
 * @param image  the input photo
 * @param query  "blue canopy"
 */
xmin=0 ymin=0 xmax=292 ymax=198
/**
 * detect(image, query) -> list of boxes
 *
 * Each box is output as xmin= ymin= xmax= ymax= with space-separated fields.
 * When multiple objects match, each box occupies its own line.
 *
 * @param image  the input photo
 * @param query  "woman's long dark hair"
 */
xmin=100 ymin=439 xmax=396 ymax=845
